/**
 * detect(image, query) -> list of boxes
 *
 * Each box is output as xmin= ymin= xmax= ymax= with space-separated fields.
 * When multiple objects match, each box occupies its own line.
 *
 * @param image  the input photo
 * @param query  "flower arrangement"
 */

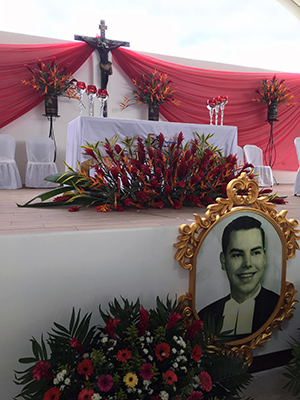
xmin=252 ymin=75 xmax=295 ymax=106
xmin=120 ymin=69 xmax=180 ymax=109
xmin=19 ymin=132 xmax=253 ymax=212
xmin=18 ymin=132 xmax=286 ymax=212
xmin=22 ymin=57 xmax=77 ymax=98
xmin=14 ymin=297 xmax=252 ymax=400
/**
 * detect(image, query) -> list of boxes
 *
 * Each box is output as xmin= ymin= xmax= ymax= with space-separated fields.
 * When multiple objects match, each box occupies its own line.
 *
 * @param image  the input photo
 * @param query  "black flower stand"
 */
xmin=44 ymin=94 xmax=59 ymax=162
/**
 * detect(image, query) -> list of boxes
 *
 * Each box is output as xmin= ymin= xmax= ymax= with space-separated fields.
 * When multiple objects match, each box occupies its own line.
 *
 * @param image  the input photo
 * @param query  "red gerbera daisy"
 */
xmin=139 ymin=363 xmax=154 ymax=380
xmin=164 ymin=370 xmax=178 ymax=385
xmin=200 ymin=371 xmax=212 ymax=392
xmin=78 ymin=388 xmax=94 ymax=400
xmin=77 ymin=359 xmax=93 ymax=380
xmin=44 ymin=387 xmax=61 ymax=400
xmin=155 ymin=343 xmax=170 ymax=361
xmin=191 ymin=344 xmax=202 ymax=362
xmin=117 ymin=348 xmax=132 ymax=362
xmin=97 ymin=374 xmax=114 ymax=392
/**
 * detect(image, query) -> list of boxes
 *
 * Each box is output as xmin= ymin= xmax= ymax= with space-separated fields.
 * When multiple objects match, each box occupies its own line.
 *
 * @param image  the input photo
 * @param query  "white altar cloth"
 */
xmin=65 ymin=117 xmax=238 ymax=170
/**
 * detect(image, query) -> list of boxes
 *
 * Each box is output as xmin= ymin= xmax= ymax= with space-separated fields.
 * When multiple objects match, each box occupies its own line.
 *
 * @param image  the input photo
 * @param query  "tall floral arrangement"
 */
xmin=252 ymin=74 xmax=294 ymax=106
xmin=22 ymin=57 xmax=77 ymax=98
xmin=14 ymin=297 xmax=252 ymax=400
xmin=121 ymin=69 xmax=180 ymax=109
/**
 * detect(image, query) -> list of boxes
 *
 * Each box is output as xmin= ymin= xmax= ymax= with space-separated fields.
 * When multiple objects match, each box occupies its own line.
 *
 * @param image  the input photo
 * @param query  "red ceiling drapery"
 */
xmin=112 ymin=47 xmax=300 ymax=171
xmin=0 ymin=42 xmax=93 ymax=128
xmin=1 ymin=41 xmax=300 ymax=170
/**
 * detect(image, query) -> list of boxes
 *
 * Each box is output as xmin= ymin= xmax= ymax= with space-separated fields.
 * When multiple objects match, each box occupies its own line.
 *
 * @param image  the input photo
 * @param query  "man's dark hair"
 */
xmin=222 ymin=215 xmax=265 ymax=254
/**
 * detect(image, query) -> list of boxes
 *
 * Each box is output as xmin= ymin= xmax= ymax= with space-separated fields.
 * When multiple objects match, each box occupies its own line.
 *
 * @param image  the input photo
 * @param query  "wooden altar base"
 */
xmin=0 ymin=184 xmax=299 ymax=235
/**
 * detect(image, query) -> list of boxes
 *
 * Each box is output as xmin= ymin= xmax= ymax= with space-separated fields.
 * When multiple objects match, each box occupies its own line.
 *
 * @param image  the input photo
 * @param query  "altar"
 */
xmin=65 ymin=116 xmax=238 ymax=170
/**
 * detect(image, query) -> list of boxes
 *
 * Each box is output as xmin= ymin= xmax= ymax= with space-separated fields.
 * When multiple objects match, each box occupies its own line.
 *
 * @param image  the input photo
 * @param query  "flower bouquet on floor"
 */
xmin=14 ymin=297 xmax=252 ymax=400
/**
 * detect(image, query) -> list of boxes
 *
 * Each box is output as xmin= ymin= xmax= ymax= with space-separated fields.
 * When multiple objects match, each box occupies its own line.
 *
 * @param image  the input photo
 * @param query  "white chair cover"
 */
xmin=25 ymin=137 xmax=58 ymax=188
xmin=243 ymin=144 xmax=273 ymax=187
xmin=237 ymin=145 xmax=244 ymax=166
xmin=0 ymin=134 xmax=22 ymax=189
xmin=293 ymin=137 xmax=300 ymax=195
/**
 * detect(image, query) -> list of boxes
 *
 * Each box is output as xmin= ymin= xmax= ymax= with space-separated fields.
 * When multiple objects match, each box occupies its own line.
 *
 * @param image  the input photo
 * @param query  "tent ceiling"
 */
xmin=277 ymin=0 xmax=300 ymax=20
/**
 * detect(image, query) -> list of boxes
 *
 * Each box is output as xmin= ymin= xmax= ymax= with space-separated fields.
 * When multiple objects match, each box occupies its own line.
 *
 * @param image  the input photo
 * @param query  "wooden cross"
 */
xmin=75 ymin=19 xmax=130 ymax=91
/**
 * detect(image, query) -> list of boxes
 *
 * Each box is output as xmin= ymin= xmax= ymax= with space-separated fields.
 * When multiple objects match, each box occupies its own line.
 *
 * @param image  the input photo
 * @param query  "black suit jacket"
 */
xmin=198 ymin=287 xmax=279 ymax=339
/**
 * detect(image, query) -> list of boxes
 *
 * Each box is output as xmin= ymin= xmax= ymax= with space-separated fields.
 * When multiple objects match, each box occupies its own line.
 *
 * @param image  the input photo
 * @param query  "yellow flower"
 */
xmin=123 ymin=372 xmax=138 ymax=388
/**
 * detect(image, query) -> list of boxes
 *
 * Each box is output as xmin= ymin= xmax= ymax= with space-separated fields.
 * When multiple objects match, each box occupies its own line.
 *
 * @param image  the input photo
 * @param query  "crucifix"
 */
xmin=75 ymin=19 xmax=130 ymax=91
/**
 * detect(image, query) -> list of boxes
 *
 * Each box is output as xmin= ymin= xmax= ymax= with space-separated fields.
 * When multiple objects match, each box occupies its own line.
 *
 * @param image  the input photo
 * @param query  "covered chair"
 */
xmin=25 ymin=137 xmax=58 ymax=188
xmin=236 ymin=145 xmax=244 ymax=166
xmin=243 ymin=144 xmax=273 ymax=187
xmin=294 ymin=137 xmax=300 ymax=195
xmin=0 ymin=134 xmax=22 ymax=189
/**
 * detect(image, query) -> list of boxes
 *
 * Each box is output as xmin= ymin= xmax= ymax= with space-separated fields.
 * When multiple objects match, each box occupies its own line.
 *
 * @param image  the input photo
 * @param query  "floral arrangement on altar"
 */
xmin=14 ymin=297 xmax=252 ymax=400
xmin=22 ymin=57 xmax=77 ymax=98
xmin=18 ymin=132 xmax=287 ymax=212
xmin=18 ymin=132 xmax=258 ymax=212
xmin=252 ymin=74 xmax=294 ymax=106
xmin=120 ymin=69 xmax=180 ymax=109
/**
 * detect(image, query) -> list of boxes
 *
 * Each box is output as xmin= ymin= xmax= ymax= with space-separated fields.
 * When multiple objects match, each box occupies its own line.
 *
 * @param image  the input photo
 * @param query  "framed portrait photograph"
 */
xmin=174 ymin=173 xmax=298 ymax=361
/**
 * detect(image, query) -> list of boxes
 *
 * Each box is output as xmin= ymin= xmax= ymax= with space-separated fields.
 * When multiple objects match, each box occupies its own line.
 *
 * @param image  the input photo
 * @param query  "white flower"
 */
xmin=173 ymin=362 xmax=178 ymax=368
xmin=143 ymin=380 xmax=151 ymax=388
xmin=148 ymin=355 xmax=153 ymax=361
xmin=92 ymin=394 xmax=101 ymax=400
xmin=56 ymin=372 xmax=64 ymax=382
xmin=83 ymin=353 xmax=90 ymax=359
xmin=172 ymin=348 xmax=177 ymax=354
xmin=64 ymin=378 xmax=71 ymax=385
xmin=101 ymin=336 xmax=108 ymax=343
xmin=53 ymin=378 xmax=59 ymax=385
xmin=146 ymin=337 xmax=151 ymax=343
xmin=143 ymin=348 xmax=149 ymax=354
xmin=61 ymin=369 xmax=67 ymax=375
xmin=148 ymin=389 xmax=153 ymax=395
xmin=181 ymin=366 xmax=187 ymax=372
xmin=160 ymin=390 xmax=169 ymax=400
xmin=108 ymin=347 xmax=114 ymax=352
xmin=173 ymin=335 xmax=178 ymax=341
xmin=59 ymin=385 xmax=65 ymax=391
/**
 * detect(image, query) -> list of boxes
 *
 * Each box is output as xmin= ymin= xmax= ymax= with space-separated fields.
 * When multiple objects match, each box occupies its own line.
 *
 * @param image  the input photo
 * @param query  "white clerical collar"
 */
xmin=221 ymin=285 xmax=262 ymax=336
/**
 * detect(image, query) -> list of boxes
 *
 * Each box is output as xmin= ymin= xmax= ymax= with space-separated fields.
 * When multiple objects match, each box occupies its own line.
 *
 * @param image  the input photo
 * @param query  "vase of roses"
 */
xmin=14 ymin=297 xmax=252 ymax=400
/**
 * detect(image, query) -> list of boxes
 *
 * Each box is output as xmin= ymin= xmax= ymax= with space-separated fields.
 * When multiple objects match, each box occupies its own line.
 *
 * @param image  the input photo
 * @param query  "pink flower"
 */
xmin=78 ymin=388 xmax=94 ymax=400
xmin=32 ymin=360 xmax=53 ymax=381
xmin=68 ymin=206 xmax=80 ymax=212
xmin=200 ymin=371 xmax=212 ymax=392
xmin=139 ymin=363 xmax=154 ymax=380
xmin=187 ymin=320 xmax=204 ymax=341
xmin=97 ymin=374 xmax=113 ymax=392
xmin=137 ymin=307 xmax=149 ymax=336
xmin=69 ymin=338 xmax=84 ymax=355
xmin=187 ymin=391 xmax=203 ymax=400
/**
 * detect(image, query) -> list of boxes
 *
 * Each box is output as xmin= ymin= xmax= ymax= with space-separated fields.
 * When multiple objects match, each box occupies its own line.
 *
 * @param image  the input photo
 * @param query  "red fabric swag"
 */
xmin=112 ymin=47 xmax=300 ymax=170
xmin=0 ymin=42 xmax=93 ymax=128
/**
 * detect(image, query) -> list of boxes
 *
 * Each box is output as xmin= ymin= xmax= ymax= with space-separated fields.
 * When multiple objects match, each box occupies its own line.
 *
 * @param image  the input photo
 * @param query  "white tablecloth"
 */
xmin=65 ymin=116 xmax=238 ymax=170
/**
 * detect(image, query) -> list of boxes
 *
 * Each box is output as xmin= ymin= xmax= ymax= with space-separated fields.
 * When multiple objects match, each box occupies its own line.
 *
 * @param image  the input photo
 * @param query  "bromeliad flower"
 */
xmin=155 ymin=343 xmax=170 ymax=361
xmin=166 ymin=312 xmax=181 ymax=329
xmin=123 ymin=372 xmax=138 ymax=388
xmin=117 ymin=348 xmax=132 ymax=362
xmin=77 ymin=359 xmax=93 ymax=380
xmin=105 ymin=317 xmax=120 ymax=339
xmin=97 ymin=374 xmax=114 ymax=392
xmin=137 ymin=306 xmax=149 ymax=336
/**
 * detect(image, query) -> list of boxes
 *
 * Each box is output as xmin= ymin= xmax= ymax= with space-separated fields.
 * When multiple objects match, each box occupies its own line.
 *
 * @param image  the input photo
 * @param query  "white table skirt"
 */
xmin=65 ymin=116 xmax=238 ymax=170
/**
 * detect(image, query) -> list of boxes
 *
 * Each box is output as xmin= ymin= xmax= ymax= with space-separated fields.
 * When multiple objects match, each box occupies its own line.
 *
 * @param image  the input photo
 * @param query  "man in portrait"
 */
xmin=198 ymin=215 xmax=280 ymax=339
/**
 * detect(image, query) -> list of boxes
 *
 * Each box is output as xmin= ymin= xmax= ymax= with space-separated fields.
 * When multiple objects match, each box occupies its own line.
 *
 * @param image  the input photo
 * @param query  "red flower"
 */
xmin=178 ymin=159 xmax=187 ymax=179
xmin=155 ymin=343 xmax=170 ymax=361
xmin=155 ymin=167 xmax=162 ymax=178
xmin=178 ymin=180 xmax=186 ymax=188
xmin=166 ymin=312 xmax=181 ymax=329
xmin=173 ymin=200 xmax=182 ymax=209
xmin=97 ymin=374 xmax=114 ymax=392
xmin=116 ymin=205 xmax=124 ymax=211
xmin=114 ymin=144 xmax=122 ymax=154
xmin=151 ymin=176 xmax=159 ymax=189
xmin=188 ymin=195 xmax=200 ymax=205
xmin=187 ymin=320 xmax=204 ymax=341
xmin=141 ymin=164 xmax=151 ymax=176
xmin=137 ymin=306 xmax=149 ymax=336
xmin=78 ymin=388 xmax=94 ymax=400
xmin=53 ymin=195 xmax=72 ymax=203
xmin=124 ymin=198 xmax=133 ymax=207
xmin=110 ymin=166 xmax=119 ymax=179
xmin=200 ymin=371 xmax=212 ymax=392
xmin=155 ymin=201 xmax=164 ymax=209
xmin=105 ymin=318 xmax=120 ymax=339
xmin=137 ymin=191 xmax=148 ymax=202
xmin=32 ymin=360 xmax=53 ymax=381
xmin=165 ymin=184 xmax=172 ymax=194
xmin=85 ymin=148 xmax=97 ymax=160
xmin=164 ymin=370 xmax=178 ymax=385
xmin=69 ymin=338 xmax=84 ymax=355
xmin=131 ymin=165 xmax=138 ymax=175
xmin=68 ymin=206 xmax=80 ymax=212
xmin=117 ymin=349 xmax=132 ymax=362
xmin=187 ymin=391 xmax=203 ymax=400
xmin=121 ymin=174 xmax=129 ymax=187
xmin=158 ymin=133 xmax=164 ymax=149
xmin=77 ymin=359 xmax=93 ymax=379
xmin=44 ymin=387 xmax=61 ymax=400
xmin=177 ymin=132 xmax=184 ymax=147
xmin=139 ymin=362 xmax=154 ymax=380
xmin=191 ymin=344 xmax=202 ymax=362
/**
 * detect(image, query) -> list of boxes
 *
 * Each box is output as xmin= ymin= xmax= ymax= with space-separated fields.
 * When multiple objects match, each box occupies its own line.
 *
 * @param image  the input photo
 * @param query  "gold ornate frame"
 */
xmin=174 ymin=173 xmax=299 ymax=363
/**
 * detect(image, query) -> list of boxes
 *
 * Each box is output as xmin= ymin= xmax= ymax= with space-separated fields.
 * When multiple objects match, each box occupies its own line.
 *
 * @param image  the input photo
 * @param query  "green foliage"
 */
xmin=283 ymin=329 xmax=300 ymax=399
